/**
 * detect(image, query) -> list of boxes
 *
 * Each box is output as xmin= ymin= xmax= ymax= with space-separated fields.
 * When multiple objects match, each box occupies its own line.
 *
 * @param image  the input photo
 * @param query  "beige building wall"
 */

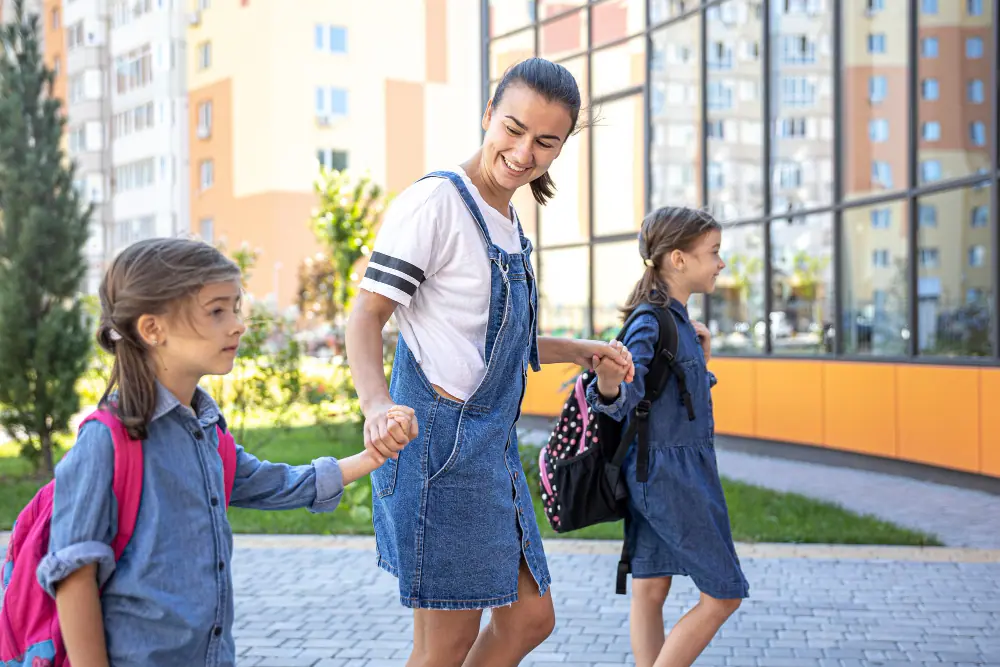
xmin=187 ymin=0 xmax=481 ymax=308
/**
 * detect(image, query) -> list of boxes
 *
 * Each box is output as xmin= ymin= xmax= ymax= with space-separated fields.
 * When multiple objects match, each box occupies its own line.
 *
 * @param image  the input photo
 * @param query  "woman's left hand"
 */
xmin=578 ymin=340 xmax=635 ymax=383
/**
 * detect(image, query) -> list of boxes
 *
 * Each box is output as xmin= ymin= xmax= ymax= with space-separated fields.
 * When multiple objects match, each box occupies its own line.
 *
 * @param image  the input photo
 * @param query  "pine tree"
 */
xmin=0 ymin=0 xmax=93 ymax=476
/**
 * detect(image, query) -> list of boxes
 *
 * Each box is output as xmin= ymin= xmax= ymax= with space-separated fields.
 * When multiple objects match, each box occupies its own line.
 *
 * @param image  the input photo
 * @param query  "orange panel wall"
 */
xmin=981 ymin=369 xmax=1000 ymax=477
xmin=521 ymin=358 xmax=1000 ymax=478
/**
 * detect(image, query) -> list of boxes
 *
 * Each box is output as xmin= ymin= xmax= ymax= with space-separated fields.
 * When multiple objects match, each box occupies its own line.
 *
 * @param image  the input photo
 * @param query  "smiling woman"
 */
xmin=345 ymin=57 xmax=635 ymax=667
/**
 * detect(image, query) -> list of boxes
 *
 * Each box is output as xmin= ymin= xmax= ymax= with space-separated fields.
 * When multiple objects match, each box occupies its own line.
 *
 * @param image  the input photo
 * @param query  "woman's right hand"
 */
xmin=364 ymin=403 xmax=418 ymax=462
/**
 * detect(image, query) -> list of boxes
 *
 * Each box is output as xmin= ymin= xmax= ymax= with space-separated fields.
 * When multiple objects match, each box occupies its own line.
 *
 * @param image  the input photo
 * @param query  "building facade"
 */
xmin=185 ymin=0 xmax=482 ymax=308
xmin=488 ymin=0 xmax=1000 ymax=479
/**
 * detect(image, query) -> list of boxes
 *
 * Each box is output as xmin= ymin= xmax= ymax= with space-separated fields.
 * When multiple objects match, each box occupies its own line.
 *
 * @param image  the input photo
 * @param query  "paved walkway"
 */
xmin=518 ymin=421 xmax=1000 ymax=549
xmin=230 ymin=536 xmax=1000 ymax=667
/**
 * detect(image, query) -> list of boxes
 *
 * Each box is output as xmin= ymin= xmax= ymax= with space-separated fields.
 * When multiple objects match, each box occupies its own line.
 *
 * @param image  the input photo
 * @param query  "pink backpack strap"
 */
xmin=79 ymin=410 xmax=144 ymax=561
xmin=215 ymin=425 xmax=237 ymax=507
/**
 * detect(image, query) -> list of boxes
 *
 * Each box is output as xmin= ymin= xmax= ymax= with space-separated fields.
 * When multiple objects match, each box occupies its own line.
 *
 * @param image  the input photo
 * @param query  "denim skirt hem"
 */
xmin=631 ymin=561 xmax=749 ymax=600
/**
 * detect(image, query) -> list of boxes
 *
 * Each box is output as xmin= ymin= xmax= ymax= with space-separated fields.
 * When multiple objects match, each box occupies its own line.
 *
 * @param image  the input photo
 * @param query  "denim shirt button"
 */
xmin=193 ymin=429 xmax=204 ymax=440
xmin=218 ymin=561 xmax=225 ymax=571
xmin=213 ymin=626 xmax=222 ymax=637
xmin=210 ymin=496 xmax=219 ymax=506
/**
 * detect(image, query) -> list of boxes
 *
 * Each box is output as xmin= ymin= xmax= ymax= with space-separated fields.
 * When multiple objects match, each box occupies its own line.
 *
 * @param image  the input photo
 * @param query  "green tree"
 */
xmin=298 ymin=168 xmax=390 ymax=324
xmin=0 ymin=0 xmax=92 ymax=476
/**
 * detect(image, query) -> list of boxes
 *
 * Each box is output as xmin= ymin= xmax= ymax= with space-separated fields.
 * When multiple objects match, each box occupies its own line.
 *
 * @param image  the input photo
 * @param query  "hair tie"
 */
xmin=108 ymin=329 xmax=123 ymax=342
xmin=643 ymin=258 xmax=654 ymax=268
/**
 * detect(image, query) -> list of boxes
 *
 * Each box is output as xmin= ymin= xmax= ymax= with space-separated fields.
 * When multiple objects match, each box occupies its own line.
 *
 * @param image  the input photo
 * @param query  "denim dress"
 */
xmin=370 ymin=171 xmax=550 ymax=610
xmin=35 ymin=384 xmax=346 ymax=666
xmin=587 ymin=299 xmax=749 ymax=600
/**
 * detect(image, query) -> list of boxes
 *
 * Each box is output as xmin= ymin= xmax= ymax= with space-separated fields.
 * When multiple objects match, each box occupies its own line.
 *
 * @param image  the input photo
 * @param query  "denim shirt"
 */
xmin=587 ymin=299 xmax=718 ymax=446
xmin=36 ymin=383 xmax=345 ymax=667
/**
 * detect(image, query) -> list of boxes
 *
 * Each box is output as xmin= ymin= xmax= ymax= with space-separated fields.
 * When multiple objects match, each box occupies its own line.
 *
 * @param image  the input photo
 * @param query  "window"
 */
xmin=920 ymin=160 xmax=942 ymax=183
xmin=200 ymin=159 xmax=214 ymax=190
xmin=967 ymin=0 xmax=983 ymax=15
xmin=968 ymin=79 xmax=984 ymax=103
xmin=921 ymin=37 xmax=938 ymax=58
xmin=53 ymin=57 xmax=60 ymax=77
xmin=969 ymin=245 xmax=986 ymax=267
xmin=867 ymin=34 xmax=886 ymax=54
xmin=919 ymin=248 xmax=940 ymax=269
xmin=866 ymin=0 xmax=884 ymax=10
xmin=781 ymin=35 xmax=815 ymax=64
xmin=197 ymin=101 xmax=212 ymax=138
xmin=970 ymin=122 xmax=986 ymax=146
xmin=921 ymin=121 xmax=940 ymax=141
xmin=113 ymin=159 xmax=155 ymax=193
xmin=922 ymin=0 xmax=937 ymax=12
xmin=868 ymin=76 xmax=887 ymax=103
xmin=197 ymin=42 xmax=212 ymax=70
xmin=316 ymin=149 xmax=349 ymax=171
xmin=921 ymin=78 xmax=939 ymax=100
xmin=707 ymin=81 xmax=733 ymax=109
xmin=780 ymin=76 xmax=815 ymax=106
xmin=776 ymin=117 xmax=807 ymax=137
xmin=774 ymin=162 xmax=801 ymax=189
xmin=871 ymin=161 xmax=892 ymax=188
xmin=872 ymin=249 xmax=890 ymax=267
xmin=114 ymin=45 xmax=152 ymax=94
xmin=708 ymin=162 xmax=724 ymax=189
xmin=871 ymin=209 xmax=891 ymax=229
xmin=66 ymin=22 xmax=84 ymax=50
xmin=198 ymin=0 xmax=211 ymax=8
xmin=314 ymin=24 xmax=324 ymax=50
xmin=706 ymin=120 xmax=725 ymax=138
xmin=330 ymin=88 xmax=348 ymax=115
xmin=919 ymin=205 xmax=937 ymax=227
xmin=329 ymin=26 xmax=347 ymax=53
xmin=51 ymin=7 xmax=59 ymax=29
xmin=69 ymin=74 xmax=84 ymax=104
xmin=966 ymin=37 xmax=983 ymax=58
xmin=869 ymin=119 xmax=889 ymax=142
xmin=971 ymin=206 xmax=988 ymax=228
xmin=199 ymin=218 xmax=214 ymax=243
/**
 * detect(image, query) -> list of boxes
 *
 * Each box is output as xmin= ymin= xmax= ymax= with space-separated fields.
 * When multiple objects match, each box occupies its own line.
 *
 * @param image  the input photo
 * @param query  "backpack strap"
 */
xmin=78 ymin=410 xmax=144 ymax=561
xmin=215 ymin=425 xmax=237 ymax=507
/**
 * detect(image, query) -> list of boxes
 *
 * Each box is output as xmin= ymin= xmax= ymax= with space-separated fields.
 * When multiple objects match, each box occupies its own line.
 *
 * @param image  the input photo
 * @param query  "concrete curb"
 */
xmin=5 ymin=532 xmax=996 ymax=563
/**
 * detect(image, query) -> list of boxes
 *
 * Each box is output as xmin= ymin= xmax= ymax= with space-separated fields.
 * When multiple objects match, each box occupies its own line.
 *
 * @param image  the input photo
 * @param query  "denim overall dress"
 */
xmin=370 ymin=171 xmax=551 ymax=610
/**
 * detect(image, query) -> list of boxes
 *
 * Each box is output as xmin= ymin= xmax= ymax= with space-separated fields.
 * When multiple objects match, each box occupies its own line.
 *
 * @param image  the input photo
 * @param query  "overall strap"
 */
xmin=419 ymin=171 xmax=499 ymax=256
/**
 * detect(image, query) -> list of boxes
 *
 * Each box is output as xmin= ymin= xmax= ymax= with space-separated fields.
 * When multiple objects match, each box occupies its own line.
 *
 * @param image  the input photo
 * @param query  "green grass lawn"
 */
xmin=0 ymin=424 xmax=941 ymax=546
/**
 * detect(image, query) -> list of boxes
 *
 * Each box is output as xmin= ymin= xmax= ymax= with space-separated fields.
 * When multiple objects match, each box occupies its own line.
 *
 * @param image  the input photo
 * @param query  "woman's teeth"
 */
xmin=502 ymin=155 xmax=527 ymax=173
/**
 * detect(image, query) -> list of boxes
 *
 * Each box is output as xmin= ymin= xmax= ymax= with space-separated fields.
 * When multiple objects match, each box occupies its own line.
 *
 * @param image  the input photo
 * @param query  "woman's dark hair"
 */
xmin=491 ymin=57 xmax=582 ymax=206
xmin=622 ymin=206 xmax=722 ymax=320
xmin=96 ymin=237 xmax=241 ymax=439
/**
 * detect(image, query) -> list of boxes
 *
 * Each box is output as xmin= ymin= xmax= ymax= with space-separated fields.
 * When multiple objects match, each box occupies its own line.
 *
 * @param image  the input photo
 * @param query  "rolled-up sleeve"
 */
xmin=229 ymin=446 xmax=344 ymax=513
xmin=585 ymin=312 xmax=659 ymax=423
xmin=37 ymin=421 xmax=117 ymax=598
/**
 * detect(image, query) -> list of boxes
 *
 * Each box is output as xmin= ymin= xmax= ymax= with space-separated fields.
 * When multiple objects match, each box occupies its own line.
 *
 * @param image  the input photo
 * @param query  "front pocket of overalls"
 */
xmin=371 ymin=457 xmax=399 ymax=498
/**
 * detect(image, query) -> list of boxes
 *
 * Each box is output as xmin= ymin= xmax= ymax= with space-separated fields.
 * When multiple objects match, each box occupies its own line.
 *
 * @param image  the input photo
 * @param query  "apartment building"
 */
xmin=186 ymin=0 xmax=481 ymax=308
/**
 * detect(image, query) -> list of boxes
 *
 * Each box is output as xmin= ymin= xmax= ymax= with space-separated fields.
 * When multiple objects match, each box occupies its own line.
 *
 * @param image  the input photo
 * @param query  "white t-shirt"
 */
xmin=359 ymin=167 xmax=524 ymax=401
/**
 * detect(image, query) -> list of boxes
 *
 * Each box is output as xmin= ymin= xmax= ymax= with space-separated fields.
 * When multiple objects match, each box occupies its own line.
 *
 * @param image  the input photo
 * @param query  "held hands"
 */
xmin=692 ymin=321 xmax=712 ymax=363
xmin=590 ymin=340 xmax=634 ymax=401
xmin=362 ymin=404 xmax=419 ymax=467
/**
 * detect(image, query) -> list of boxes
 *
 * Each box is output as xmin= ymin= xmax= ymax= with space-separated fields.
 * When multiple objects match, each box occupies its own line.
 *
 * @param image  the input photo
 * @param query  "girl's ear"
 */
xmin=135 ymin=314 xmax=164 ymax=347
xmin=669 ymin=248 xmax=685 ymax=271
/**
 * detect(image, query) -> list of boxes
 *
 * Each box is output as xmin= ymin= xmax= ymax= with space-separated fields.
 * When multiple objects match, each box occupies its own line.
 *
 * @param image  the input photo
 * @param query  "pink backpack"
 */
xmin=0 ymin=409 xmax=237 ymax=667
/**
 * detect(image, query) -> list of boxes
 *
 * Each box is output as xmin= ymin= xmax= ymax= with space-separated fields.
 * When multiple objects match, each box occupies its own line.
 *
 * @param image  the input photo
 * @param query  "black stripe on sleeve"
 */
xmin=369 ymin=251 xmax=426 ymax=284
xmin=364 ymin=267 xmax=418 ymax=297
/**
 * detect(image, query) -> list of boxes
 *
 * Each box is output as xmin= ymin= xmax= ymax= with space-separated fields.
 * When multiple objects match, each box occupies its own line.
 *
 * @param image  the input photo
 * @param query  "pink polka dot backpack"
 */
xmin=538 ymin=303 xmax=692 ymax=594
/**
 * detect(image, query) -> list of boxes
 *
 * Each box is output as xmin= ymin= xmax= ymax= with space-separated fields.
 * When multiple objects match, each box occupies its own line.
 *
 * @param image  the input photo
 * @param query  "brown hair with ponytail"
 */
xmin=96 ymin=237 xmax=241 ymax=440
xmin=491 ymin=57 xmax=584 ymax=205
xmin=622 ymin=206 xmax=722 ymax=320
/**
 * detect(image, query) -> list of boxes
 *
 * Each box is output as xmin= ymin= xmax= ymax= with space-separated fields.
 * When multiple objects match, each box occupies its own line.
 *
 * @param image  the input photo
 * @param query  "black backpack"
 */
xmin=538 ymin=303 xmax=696 ymax=594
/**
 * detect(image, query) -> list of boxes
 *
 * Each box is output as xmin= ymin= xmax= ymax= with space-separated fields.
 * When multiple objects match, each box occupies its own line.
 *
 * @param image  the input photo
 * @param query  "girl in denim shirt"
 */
xmin=588 ymin=207 xmax=748 ymax=667
xmin=36 ymin=238 xmax=415 ymax=667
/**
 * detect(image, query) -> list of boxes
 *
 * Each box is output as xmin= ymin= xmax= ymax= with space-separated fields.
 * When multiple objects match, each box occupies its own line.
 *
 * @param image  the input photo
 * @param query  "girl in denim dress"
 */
xmin=37 ymin=238 xmax=414 ymax=667
xmin=588 ymin=207 xmax=748 ymax=667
